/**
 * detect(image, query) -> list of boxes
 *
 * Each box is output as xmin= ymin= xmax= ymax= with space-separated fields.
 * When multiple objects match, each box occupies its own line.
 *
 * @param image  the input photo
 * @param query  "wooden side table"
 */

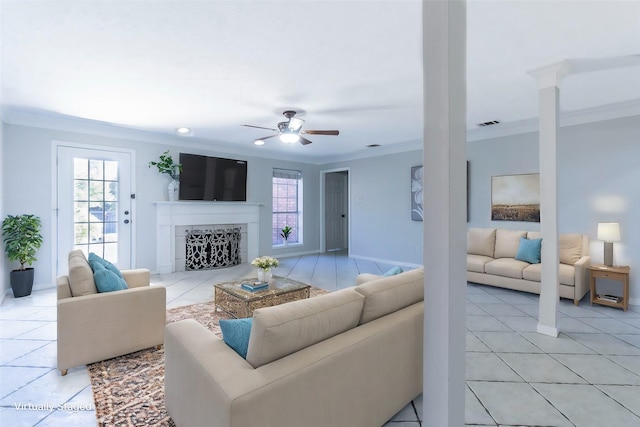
xmin=589 ymin=264 xmax=630 ymax=311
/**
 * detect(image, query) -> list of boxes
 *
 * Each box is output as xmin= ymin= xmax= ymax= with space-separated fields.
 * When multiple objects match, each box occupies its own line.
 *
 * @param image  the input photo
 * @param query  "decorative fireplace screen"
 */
xmin=186 ymin=228 xmax=241 ymax=270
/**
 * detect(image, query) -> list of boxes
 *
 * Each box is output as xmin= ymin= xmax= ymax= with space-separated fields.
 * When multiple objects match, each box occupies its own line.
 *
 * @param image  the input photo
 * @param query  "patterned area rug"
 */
xmin=88 ymin=287 xmax=328 ymax=426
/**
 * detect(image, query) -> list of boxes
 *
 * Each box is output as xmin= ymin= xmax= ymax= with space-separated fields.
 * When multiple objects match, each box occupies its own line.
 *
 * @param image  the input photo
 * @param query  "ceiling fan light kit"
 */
xmin=280 ymin=133 xmax=300 ymax=144
xmin=243 ymin=110 xmax=339 ymax=146
xmin=288 ymin=117 xmax=304 ymax=131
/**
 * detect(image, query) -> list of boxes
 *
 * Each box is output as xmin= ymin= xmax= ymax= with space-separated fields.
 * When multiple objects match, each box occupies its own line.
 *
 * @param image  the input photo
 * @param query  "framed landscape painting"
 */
xmin=491 ymin=173 xmax=540 ymax=222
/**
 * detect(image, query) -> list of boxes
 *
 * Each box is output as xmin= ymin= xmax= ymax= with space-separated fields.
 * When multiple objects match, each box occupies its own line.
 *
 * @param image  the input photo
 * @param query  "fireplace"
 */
xmin=155 ymin=202 xmax=261 ymax=274
xmin=185 ymin=227 xmax=241 ymax=270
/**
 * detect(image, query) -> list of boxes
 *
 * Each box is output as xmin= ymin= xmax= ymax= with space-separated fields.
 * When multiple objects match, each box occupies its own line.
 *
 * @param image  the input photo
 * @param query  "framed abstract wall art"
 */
xmin=411 ymin=165 xmax=423 ymax=221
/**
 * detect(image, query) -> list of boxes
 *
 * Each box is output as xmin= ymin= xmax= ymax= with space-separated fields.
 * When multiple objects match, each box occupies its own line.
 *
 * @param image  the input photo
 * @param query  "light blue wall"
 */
xmin=323 ymin=151 xmax=424 ymax=266
xmin=3 ymin=115 xmax=640 ymax=302
xmin=0 ymin=119 xmax=6 ymax=295
xmin=468 ymin=115 xmax=640 ymax=303
xmin=2 ymin=123 xmax=320 ymax=289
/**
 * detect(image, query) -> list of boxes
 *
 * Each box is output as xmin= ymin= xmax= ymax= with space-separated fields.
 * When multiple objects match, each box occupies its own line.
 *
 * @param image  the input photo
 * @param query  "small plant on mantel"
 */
xmin=280 ymin=225 xmax=293 ymax=242
xmin=148 ymin=150 xmax=182 ymax=180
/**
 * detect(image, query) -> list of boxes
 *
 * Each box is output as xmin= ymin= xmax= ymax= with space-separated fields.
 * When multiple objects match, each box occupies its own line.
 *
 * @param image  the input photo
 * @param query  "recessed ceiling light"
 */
xmin=176 ymin=127 xmax=192 ymax=135
xmin=254 ymin=139 xmax=265 ymax=146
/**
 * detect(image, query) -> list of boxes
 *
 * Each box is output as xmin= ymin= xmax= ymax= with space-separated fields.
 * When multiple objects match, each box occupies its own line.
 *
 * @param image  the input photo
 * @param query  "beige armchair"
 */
xmin=57 ymin=251 xmax=166 ymax=375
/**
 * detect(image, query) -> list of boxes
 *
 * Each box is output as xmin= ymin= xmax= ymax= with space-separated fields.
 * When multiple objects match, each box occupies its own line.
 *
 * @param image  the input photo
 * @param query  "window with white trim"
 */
xmin=272 ymin=168 xmax=302 ymax=245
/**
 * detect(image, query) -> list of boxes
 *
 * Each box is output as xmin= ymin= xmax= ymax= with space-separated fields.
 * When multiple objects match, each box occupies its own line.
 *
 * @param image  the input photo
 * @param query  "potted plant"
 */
xmin=149 ymin=150 xmax=183 ymax=201
xmin=1 ymin=214 xmax=43 ymax=297
xmin=280 ymin=225 xmax=293 ymax=245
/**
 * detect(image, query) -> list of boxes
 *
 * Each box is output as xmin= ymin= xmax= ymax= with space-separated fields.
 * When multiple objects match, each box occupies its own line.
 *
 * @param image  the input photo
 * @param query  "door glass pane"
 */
xmin=103 ymin=243 xmax=117 ymax=262
xmin=74 ymin=224 xmax=88 ymax=244
xmin=73 ymin=157 xmax=120 ymax=263
xmin=89 ymin=181 xmax=104 ymax=201
xmin=89 ymin=159 xmax=103 ymax=180
xmin=105 ymin=182 xmax=118 ymax=201
xmin=74 ymin=180 xmax=88 ymax=200
xmin=104 ymin=161 xmax=118 ymax=181
xmin=74 ymin=158 xmax=88 ymax=179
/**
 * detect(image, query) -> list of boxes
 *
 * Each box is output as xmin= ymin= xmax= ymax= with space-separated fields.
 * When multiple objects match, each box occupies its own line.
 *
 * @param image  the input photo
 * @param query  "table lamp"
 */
xmin=597 ymin=222 xmax=620 ymax=266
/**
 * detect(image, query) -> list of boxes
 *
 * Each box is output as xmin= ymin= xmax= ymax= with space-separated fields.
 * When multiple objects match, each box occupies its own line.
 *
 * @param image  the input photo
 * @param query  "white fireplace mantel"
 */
xmin=154 ymin=201 xmax=262 ymax=274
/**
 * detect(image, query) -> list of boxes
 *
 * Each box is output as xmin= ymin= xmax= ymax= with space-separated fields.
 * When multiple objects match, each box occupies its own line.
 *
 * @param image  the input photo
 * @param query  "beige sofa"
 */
xmin=165 ymin=268 xmax=424 ymax=427
xmin=467 ymin=228 xmax=591 ymax=305
xmin=57 ymin=251 xmax=166 ymax=375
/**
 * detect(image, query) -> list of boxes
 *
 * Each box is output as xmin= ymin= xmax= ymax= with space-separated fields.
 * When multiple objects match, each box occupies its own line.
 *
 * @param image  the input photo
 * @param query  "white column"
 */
xmin=422 ymin=1 xmax=467 ymax=426
xmin=538 ymin=85 xmax=560 ymax=337
xmin=529 ymin=64 xmax=567 ymax=337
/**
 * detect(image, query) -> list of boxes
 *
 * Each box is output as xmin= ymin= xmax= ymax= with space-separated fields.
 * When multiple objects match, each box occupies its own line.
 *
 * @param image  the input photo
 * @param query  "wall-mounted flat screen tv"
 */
xmin=179 ymin=153 xmax=247 ymax=201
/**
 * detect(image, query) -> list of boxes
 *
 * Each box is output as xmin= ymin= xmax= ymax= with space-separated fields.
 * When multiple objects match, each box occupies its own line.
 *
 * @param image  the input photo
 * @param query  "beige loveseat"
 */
xmin=467 ymin=228 xmax=591 ymax=305
xmin=165 ymin=268 xmax=424 ymax=427
xmin=57 ymin=250 xmax=166 ymax=375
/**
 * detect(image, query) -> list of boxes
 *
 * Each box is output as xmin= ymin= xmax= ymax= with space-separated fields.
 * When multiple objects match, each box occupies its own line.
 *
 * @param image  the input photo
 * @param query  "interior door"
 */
xmin=325 ymin=171 xmax=348 ymax=250
xmin=56 ymin=146 xmax=133 ymax=275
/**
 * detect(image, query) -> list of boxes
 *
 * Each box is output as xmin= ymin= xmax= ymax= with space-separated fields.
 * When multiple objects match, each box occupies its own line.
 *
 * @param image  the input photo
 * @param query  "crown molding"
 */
xmin=315 ymin=138 xmax=423 ymax=165
xmin=467 ymin=98 xmax=640 ymax=142
xmin=3 ymin=99 xmax=639 ymax=160
xmin=0 ymin=108 xmax=322 ymax=164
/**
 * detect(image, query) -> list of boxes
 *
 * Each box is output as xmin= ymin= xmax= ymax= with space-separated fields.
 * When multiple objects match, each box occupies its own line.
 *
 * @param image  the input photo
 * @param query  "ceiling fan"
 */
xmin=242 ymin=110 xmax=339 ymax=145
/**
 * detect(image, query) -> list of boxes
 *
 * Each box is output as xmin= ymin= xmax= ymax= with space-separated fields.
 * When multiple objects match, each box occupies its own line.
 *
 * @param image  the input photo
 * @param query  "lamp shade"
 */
xmin=597 ymin=222 xmax=620 ymax=242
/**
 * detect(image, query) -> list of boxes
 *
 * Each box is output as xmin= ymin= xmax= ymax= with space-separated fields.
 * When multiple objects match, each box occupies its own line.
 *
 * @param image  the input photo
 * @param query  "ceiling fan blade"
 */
xmin=242 ymin=124 xmax=278 ymax=131
xmin=255 ymin=134 xmax=280 ymax=141
xmin=299 ymin=136 xmax=313 ymax=145
xmin=303 ymin=130 xmax=340 ymax=136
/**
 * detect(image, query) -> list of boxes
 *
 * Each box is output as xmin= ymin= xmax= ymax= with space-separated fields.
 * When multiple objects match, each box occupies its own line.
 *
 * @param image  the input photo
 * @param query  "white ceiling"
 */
xmin=2 ymin=0 xmax=639 ymax=163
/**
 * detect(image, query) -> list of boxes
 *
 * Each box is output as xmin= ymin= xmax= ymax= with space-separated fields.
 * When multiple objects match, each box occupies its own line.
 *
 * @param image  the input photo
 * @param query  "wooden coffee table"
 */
xmin=214 ymin=276 xmax=311 ymax=318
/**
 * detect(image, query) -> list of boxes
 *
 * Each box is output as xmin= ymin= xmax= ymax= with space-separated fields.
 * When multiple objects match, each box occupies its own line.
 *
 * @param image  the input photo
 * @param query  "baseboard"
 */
xmin=276 ymin=249 xmax=322 ymax=258
xmin=349 ymin=254 xmax=423 ymax=269
xmin=3 ymin=281 xmax=55 ymax=300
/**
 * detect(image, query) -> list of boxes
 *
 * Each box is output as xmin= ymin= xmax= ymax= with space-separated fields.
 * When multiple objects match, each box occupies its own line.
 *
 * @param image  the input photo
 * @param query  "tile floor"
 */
xmin=1 ymin=251 xmax=639 ymax=426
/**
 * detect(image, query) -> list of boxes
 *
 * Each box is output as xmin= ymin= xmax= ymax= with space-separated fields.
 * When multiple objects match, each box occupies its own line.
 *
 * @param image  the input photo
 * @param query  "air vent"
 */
xmin=477 ymin=120 xmax=500 ymax=127
xmin=366 ymin=144 xmax=381 ymax=148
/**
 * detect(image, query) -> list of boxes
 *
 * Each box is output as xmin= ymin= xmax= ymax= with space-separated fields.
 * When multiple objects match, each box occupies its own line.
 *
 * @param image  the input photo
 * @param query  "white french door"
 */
xmin=56 ymin=145 xmax=133 ymax=276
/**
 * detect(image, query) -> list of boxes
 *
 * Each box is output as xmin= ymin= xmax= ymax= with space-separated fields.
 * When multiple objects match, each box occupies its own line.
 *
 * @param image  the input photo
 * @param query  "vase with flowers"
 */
xmin=149 ymin=150 xmax=183 ymax=201
xmin=251 ymin=256 xmax=279 ymax=282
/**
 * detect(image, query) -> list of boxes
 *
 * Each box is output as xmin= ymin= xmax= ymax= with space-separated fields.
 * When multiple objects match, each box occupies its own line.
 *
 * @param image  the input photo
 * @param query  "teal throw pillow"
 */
xmin=219 ymin=318 xmax=253 ymax=359
xmin=515 ymin=237 xmax=542 ymax=264
xmin=88 ymin=252 xmax=123 ymax=278
xmin=94 ymin=267 xmax=128 ymax=293
xmin=88 ymin=257 xmax=105 ymax=274
xmin=383 ymin=266 xmax=404 ymax=277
